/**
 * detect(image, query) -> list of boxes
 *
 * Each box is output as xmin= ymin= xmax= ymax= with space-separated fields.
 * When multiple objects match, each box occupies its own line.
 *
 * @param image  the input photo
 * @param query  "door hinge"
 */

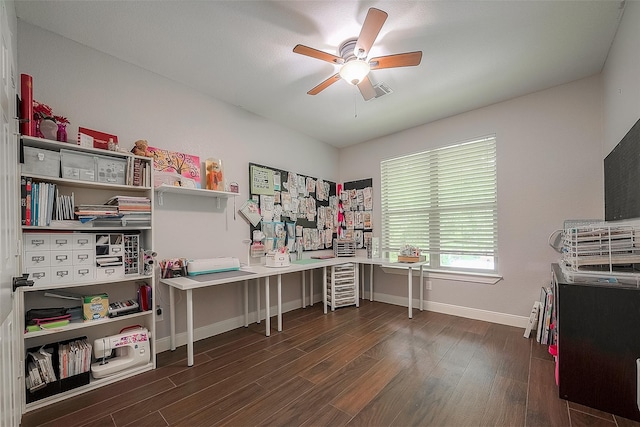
xmin=12 ymin=274 xmax=33 ymax=292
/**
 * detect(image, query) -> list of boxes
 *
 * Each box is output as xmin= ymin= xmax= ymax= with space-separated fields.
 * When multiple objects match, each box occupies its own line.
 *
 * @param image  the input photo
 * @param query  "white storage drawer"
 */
xmin=96 ymin=266 xmax=124 ymax=281
xmin=26 ymin=266 xmax=50 ymax=286
xmin=73 ymin=265 xmax=95 ymax=282
xmin=23 ymin=234 xmax=51 ymax=251
xmin=23 ymin=250 xmax=50 ymax=268
xmin=51 ymin=235 xmax=73 ymax=250
xmin=72 ymin=234 xmax=95 ymax=249
xmin=50 ymin=250 xmax=73 ymax=267
xmin=72 ymin=249 xmax=94 ymax=266
xmin=50 ymin=266 xmax=74 ymax=285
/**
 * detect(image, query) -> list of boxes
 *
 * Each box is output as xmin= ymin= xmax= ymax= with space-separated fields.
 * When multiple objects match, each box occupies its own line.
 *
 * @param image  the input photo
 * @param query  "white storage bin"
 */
xmin=60 ymin=149 xmax=96 ymax=182
xmin=22 ymin=146 xmax=60 ymax=177
xmin=96 ymin=154 xmax=126 ymax=185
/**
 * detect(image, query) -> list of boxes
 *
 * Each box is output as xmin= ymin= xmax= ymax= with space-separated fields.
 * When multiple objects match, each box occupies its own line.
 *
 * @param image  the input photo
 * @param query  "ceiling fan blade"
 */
xmin=354 ymin=8 xmax=388 ymax=58
xmin=369 ymin=51 xmax=423 ymax=70
xmin=308 ymin=73 xmax=341 ymax=95
xmin=293 ymin=44 xmax=344 ymax=65
xmin=357 ymin=76 xmax=376 ymax=101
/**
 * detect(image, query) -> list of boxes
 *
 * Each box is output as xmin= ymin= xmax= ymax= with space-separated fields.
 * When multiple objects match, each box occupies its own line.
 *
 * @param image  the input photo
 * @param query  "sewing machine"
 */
xmin=91 ymin=327 xmax=150 ymax=378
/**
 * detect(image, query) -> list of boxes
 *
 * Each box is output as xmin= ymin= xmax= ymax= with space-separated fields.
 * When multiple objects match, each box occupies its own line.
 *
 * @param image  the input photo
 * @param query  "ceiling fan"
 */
xmin=293 ymin=7 xmax=422 ymax=101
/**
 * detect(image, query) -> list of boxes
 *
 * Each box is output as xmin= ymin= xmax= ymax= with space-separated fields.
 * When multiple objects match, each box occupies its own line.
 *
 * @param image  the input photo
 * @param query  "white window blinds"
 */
xmin=381 ymin=136 xmax=497 ymax=270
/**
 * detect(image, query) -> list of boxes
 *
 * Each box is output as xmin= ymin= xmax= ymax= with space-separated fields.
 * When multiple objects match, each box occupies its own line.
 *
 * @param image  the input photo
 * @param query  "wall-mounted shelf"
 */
xmin=155 ymin=183 xmax=239 ymax=207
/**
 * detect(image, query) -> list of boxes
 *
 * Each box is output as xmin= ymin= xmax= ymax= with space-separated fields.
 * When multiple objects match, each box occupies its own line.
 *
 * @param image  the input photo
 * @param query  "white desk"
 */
xmin=161 ymin=256 xmax=424 ymax=366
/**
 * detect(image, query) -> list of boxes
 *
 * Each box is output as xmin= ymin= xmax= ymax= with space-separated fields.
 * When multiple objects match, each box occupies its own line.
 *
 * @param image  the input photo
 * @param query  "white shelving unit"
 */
xmin=18 ymin=136 xmax=156 ymax=411
xmin=326 ymin=262 xmax=358 ymax=310
xmin=155 ymin=183 xmax=238 ymax=207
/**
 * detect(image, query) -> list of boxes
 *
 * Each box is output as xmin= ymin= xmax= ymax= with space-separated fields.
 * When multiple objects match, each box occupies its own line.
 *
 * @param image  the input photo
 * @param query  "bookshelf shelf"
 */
xmin=155 ymin=183 xmax=239 ymax=207
xmin=23 ymin=310 xmax=152 ymax=339
xmin=21 ymin=173 xmax=151 ymax=192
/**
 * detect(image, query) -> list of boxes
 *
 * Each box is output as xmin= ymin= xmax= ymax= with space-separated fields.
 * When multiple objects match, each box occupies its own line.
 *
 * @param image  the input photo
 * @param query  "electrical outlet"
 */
xmin=156 ymin=305 xmax=163 ymax=322
xmin=425 ymin=279 xmax=432 ymax=290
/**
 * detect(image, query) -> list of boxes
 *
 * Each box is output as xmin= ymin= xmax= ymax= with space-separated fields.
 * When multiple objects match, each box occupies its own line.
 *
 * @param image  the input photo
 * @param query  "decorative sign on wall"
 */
xmin=248 ymin=163 xmax=337 ymax=253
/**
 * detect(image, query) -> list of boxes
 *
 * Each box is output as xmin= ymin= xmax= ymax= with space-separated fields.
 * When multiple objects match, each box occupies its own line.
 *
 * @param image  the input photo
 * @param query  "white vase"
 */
xmin=40 ymin=119 xmax=58 ymax=141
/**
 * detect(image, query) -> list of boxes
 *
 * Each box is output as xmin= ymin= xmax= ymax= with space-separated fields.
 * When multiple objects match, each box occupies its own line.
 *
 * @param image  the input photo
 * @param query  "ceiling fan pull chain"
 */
xmin=354 ymin=89 xmax=358 ymax=118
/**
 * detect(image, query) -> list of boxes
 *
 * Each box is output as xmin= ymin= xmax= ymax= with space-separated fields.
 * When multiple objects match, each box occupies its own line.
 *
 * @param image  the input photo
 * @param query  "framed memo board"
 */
xmin=248 ymin=163 xmax=338 ymax=252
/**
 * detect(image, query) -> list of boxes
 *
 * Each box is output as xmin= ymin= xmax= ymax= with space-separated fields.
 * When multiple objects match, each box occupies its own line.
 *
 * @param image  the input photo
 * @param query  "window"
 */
xmin=381 ymin=136 xmax=497 ymax=273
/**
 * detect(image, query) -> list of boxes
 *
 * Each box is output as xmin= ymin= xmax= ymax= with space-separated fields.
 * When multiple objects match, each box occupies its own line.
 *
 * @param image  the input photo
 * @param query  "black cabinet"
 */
xmin=554 ymin=264 xmax=640 ymax=421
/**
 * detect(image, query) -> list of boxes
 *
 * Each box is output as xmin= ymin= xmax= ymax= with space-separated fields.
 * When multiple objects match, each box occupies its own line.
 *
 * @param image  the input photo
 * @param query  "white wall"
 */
xmin=340 ymin=75 xmax=604 ymax=319
xmin=17 ymin=21 xmax=339 ymax=340
xmin=603 ymin=0 xmax=640 ymax=155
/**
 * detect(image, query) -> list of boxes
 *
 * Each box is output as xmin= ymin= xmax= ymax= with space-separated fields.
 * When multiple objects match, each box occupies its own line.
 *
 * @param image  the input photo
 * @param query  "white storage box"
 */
xmin=60 ymin=149 xmax=96 ymax=182
xmin=22 ymin=146 xmax=60 ymax=177
xmin=265 ymin=251 xmax=290 ymax=268
xmin=96 ymin=154 xmax=126 ymax=185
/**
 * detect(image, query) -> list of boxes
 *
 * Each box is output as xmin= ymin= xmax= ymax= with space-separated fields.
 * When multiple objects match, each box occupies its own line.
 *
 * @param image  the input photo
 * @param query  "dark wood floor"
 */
xmin=21 ymin=300 xmax=640 ymax=427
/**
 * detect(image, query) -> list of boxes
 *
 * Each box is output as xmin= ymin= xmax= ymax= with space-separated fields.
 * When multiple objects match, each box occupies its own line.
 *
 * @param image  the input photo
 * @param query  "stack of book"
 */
xmin=26 ymin=348 xmax=57 ymax=392
xmin=127 ymin=157 xmax=151 ymax=187
xmin=58 ymin=338 xmax=92 ymax=379
xmin=104 ymin=195 xmax=151 ymax=226
xmin=75 ymin=204 xmax=121 ymax=224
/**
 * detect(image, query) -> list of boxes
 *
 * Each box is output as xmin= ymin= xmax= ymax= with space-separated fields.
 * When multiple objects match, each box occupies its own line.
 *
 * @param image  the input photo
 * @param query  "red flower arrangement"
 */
xmin=33 ymin=100 xmax=54 ymax=120
xmin=53 ymin=115 xmax=69 ymax=124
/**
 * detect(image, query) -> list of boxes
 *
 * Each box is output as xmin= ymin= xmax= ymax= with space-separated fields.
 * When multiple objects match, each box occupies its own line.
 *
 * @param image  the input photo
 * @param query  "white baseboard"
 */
xmin=156 ymin=292 xmax=528 ymax=354
xmin=366 ymin=292 xmax=529 ymax=328
xmin=155 ymin=298 xmax=313 ymax=353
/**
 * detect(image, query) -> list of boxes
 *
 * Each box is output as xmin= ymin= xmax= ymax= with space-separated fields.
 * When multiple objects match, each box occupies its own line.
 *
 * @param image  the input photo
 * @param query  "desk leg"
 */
xmin=370 ymin=264 xmax=373 ymax=301
xmin=256 ymin=279 xmax=261 ymax=324
xmin=277 ymin=274 xmax=282 ymax=332
xmin=310 ymin=271 xmax=314 ymax=306
xmin=323 ymin=266 xmax=327 ymax=314
xmin=355 ymin=263 xmax=360 ymax=307
xmin=265 ymin=277 xmax=270 ymax=337
xmin=244 ymin=279 xmax=249 ymax=327
xmin=169 ymin=286 xmax=176 ymax=351
xmin=408 ymin=267 xmax=413 ymax=319
xmin=302 ymin=271 xmax=306 ymax=308
xmin=186 ymin=289 xmax=194 ymax=366
xmin=420 ymin=266 xmax=424 ymax=312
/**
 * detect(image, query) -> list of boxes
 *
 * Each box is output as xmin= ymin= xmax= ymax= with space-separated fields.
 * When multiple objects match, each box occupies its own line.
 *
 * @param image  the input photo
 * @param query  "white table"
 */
xmin=161 ymin=256 xmax=425 ymax=366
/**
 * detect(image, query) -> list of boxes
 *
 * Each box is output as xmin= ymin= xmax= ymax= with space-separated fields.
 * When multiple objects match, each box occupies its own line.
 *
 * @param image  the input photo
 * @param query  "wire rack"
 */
xmin=560 ymin=220 xmax=640 ymax=285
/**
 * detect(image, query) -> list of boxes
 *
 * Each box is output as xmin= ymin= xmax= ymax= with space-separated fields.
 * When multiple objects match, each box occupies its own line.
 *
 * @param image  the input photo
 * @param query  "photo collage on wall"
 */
xmin=340 ymin=178 xmax=374 ymax=249
xmin=248 ymin=163 xmax=338 ymax=253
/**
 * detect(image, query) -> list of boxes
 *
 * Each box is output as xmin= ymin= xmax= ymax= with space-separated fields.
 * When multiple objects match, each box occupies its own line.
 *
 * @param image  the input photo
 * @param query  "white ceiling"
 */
xmin=15 ymin=1 xmax=625 ymax=148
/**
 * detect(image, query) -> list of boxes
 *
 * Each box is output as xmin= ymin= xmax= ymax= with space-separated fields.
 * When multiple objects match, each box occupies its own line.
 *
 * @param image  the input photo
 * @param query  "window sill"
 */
xmin=380 ymin=265 xmax=503 ymax=285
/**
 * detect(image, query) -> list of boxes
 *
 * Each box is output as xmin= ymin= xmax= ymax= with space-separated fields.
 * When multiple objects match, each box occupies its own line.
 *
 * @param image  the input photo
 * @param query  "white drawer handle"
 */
xmin=31 ymin=239 xmax=45 ymax=246
xmin=77 ymin=254 xmax=89 ymax=261
xmin=33 ymin=272 xmax=45 ymax=279
xmin=55 ymin=255 xmax=68 ymax=262
xmin=78 ymin=269 xmax=89 ymax=276
xmin=31 ymin=256 xmax=45 ymax=263
xmin=56 ymin=270 xmax=69 ymax=277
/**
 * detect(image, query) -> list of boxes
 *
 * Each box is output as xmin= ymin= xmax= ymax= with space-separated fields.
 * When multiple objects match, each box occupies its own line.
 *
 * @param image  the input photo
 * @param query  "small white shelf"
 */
xmin=155 ymin=183 xmax=238 ymax=207
xmin=21 ymin=173 xmax=151 ymax=192
xmin=24 ymin=310 xmax=153 ymax=339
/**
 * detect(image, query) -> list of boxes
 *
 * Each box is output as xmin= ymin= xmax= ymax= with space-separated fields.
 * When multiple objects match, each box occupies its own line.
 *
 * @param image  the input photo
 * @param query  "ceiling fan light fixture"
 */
xmin=339 ymin=60 xmax=370 ymax=85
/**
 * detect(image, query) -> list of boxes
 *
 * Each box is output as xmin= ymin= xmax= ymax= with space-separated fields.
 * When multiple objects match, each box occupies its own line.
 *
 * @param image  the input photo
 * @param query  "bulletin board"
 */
xmin=248 ymin=163 xmax=338 ymax=252
xmin=339 ymin=178 xmax=374 ymax=249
